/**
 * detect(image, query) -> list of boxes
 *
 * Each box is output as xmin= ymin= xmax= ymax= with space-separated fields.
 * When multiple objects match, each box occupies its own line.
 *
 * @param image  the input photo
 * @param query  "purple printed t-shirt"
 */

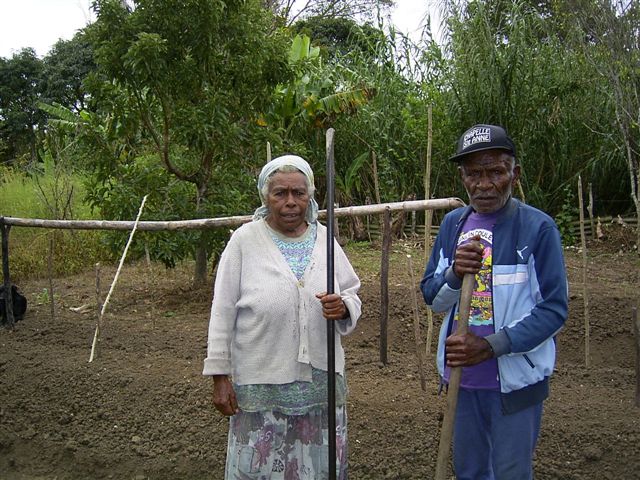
xmin=444 ymin=211 xmax=500 ymax=390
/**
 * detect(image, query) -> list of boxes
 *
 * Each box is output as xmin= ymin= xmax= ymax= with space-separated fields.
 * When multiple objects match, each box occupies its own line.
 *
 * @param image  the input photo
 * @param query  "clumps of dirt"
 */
xmin=0 ymin=244 xmax=639 ymax=480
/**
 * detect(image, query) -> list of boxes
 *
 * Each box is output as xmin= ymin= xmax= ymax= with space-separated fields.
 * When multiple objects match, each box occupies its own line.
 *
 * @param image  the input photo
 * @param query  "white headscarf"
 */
xmin=253 ymin=155 xmax=319 ymax=223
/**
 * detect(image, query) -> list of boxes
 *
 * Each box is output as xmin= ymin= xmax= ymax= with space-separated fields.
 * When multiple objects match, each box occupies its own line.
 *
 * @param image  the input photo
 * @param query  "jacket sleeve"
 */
xmin=334 ymin=241 xmax=361 ymax=336
xmin=420 ymin=216 xmax=463 ymax=313
xmin=503 ymin=223 xmax=568 ymax=353
xmin=202 ymin=233 xmax=242 ymax=376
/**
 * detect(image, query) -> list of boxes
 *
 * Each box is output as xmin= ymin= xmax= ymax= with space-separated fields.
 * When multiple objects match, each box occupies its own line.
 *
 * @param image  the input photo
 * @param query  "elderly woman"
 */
xmin=203 ymin=155 xmax=361 ymax=479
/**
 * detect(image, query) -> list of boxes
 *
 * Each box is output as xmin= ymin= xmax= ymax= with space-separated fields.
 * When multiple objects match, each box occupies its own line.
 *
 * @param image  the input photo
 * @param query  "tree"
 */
xmin=438 ymin=0 xmax=625 ymax=215
xmin=265 ymin=0 xmax=393 ymax=26
xmin=85 ymin=0 xmax=292 ymax=283
xmin=0 ymin=48 xmax=45 ymax=164
xmin=41 ymin=33 xmax=96 ymax=112
xmin=574 ymin=0 xmax=640 ymax=250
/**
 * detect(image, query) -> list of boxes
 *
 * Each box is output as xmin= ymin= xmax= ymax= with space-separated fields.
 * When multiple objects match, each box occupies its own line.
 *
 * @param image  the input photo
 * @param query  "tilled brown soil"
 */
xmin=0 ymin=236 xmax=639 ymax=480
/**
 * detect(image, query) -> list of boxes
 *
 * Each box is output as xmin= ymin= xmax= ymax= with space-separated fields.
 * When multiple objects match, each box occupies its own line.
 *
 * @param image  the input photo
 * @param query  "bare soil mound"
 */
xmin=1 ymin=232 xmax=639 ymax=479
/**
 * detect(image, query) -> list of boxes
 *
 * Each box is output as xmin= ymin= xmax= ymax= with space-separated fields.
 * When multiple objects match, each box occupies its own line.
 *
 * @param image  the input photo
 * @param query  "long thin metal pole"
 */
xmin=325 ymin=128 xmax=337 ymax=480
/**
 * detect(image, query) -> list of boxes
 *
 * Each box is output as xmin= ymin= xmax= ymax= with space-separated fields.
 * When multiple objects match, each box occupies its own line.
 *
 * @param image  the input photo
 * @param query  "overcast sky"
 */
xmin=0 ymin=0 xmax=438 ymax=59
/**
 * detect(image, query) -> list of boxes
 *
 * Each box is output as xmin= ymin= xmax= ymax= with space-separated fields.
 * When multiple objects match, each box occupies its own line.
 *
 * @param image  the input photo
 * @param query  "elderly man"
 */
xmin=421 ymin=124 xmax=568 ymax=480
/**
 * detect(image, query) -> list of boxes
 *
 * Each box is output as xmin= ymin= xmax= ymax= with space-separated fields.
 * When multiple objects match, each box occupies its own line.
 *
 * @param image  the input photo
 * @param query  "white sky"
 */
xmin=0 ymin=0 xmax=438 ymax=59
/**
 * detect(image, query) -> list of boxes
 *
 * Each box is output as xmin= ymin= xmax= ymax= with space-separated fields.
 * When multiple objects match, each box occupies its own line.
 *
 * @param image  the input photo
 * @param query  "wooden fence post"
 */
xmin=1 ymin=219 xmax=15 ymax=329
xmin=578 ymin=176 xmax=590 ymax=367
xmin=47 ymin=233 xmax=56 ymax=321
xmin=633 ymin=306 xmax=639 ymax=408
xmin=380 ymin=207 xmax=392 ymax=365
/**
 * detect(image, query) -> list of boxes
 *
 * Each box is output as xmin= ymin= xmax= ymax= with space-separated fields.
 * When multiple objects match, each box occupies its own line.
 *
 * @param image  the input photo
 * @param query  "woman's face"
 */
xmin=265 ymin=171 xmax=310 ymax=237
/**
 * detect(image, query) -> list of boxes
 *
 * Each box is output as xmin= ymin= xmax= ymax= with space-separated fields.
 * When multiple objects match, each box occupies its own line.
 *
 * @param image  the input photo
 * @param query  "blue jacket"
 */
xmin=420 ymin=199 xmax=568 ymax=413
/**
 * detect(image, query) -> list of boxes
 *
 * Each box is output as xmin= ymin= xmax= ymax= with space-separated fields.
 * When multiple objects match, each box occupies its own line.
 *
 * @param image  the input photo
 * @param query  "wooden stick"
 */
xmin=1 ymin=198 xmax=464 ymax=231
xmin=89 ymin=195 xmax=148 ymax=362
xmin=424 ymin=104 xmax=435 ymax=355
xmin=48 ymin=233 xmax=55 ymax=322
xmin=372 ymin=151 xmax=381 ymax=206
xmin=424 ymin=104 xmax=433 ymax=261
xmin=435 ymin=274 xmax=475 ymax=480
xmin=633 ymin=306 xmax=639 ymax=408
xmin=578 ymin=176 xmax=590 ymax=367
xmin=407 ymin=254 xmax=427 ymax=391
xmin=587 ymin=182 xmax=595 ymax=239
xmin=380 ymin=207 xmax=392 ymax=365
xmin=91 ymin=263 xmax=102 ymax=361
xmin=1 ymin=221 xmax=15 ymax=329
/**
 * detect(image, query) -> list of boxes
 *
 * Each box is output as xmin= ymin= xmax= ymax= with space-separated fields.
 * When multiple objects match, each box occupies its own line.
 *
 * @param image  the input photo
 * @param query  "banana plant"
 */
xmin=263 ymin=34 xmax=375 ymax=136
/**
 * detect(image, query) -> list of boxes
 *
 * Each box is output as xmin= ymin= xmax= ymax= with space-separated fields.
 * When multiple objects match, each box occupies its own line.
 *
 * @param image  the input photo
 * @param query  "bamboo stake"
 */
xmin=89 ymin=195 xmax=148 ymax=362
xmin=92 ymin=263 xmax=102 ymax=359
xmin=372 ymin=151 xmax=381 ymax=206
xmin=380 ymin=207 xmax=392 ymax=365
xmin=424 ymin=104 xmax=434 ymax=355
xmin=424 ymin=104 xmax=433 ymax=261
xmin=634 ymin=306 xmax=639 ymax=408
xmin=266 ymin=141 xmax=272 ymax=163
xmin=48 ymin=233 xmax=55 ymax=321
xmin=435 ymin=274 xmax=475 ymax=480
xmin=407 ymin=254 xmax=427 ymax=391
xmin=578 ymin=176 xmax=590 ymax=367
xmin=587 ymin=182 xmax=595 ymax=239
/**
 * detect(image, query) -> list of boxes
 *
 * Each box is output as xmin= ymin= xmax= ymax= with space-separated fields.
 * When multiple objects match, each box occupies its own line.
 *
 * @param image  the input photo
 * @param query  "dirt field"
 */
xmin=1 ymin=225 xmax=639 ymax=480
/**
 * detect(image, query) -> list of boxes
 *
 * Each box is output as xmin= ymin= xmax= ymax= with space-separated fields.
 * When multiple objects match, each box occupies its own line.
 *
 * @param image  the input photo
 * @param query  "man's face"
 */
xmin=459 ymin=149 xmax=520 ymax=214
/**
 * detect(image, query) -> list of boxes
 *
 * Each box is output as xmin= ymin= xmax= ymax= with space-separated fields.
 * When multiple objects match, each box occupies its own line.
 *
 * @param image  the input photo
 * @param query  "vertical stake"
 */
xmin=380 ymin=207 xmax=392 ymax=365
xmin=325 ymin=128 xmax=337 ymax=480
xmin=1 ymin=219 xmax=15 ymax=329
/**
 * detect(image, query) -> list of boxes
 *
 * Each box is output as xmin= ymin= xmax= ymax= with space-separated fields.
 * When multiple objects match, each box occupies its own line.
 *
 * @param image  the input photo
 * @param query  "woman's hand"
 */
xmin=212 ymin=375 xmax=239 ymax=416
xmin=316 ymin=292 xmax=348 ymax=320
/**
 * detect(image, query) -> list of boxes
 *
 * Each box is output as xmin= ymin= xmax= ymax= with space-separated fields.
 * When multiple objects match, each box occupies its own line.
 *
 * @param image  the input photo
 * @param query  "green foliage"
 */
xmin=0 ymin=166 xmax=108 ymax=280
xmin=554 ymin=184 xmax=578 ymax=246
xmin=82 ymin=0 xmax=293 ymax=274
xmin=440 ymin=0 xmax=630 ymax=215
xmin=0 ymin=48 xmax=45 ymax=164
xmin=41 ymin=33 xmax=95 ymax=112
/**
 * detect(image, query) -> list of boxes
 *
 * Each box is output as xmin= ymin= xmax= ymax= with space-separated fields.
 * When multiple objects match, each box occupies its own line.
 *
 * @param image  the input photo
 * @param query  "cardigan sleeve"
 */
xmin=334 ymin=241 xmax=361 ymax=336
xmin=202 ymin=232 xmax=242 ymax=376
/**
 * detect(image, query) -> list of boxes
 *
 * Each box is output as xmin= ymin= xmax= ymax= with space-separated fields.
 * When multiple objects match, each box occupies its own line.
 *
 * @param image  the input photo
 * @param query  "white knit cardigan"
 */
xmin=202 ymin=219 xmax=362 ymax=385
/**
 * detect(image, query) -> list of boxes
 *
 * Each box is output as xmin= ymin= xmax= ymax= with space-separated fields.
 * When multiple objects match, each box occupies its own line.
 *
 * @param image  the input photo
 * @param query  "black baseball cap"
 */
xmin=449 ymin=124 xmax=516 ymax=162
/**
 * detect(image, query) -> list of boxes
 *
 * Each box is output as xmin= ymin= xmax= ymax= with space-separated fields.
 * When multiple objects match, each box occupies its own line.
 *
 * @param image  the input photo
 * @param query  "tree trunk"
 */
xmin=194 ymin=233 xmax=208 ymax=286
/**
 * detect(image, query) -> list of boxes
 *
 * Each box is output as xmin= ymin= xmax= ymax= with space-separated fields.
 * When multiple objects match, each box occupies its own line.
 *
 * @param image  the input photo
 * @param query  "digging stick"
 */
xmin=325 ymin=128 xmax=337 ymax=480
xmin=407 ymin=254 xmax=427 ymax=391
xmin=89 ymin=195 xmax=148 ymax=362
xmin=435 ymin=273 xmax=475 ymax=480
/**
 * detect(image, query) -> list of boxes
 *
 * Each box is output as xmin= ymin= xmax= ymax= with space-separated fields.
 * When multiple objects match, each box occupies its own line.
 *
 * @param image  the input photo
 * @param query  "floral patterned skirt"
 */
xmin=225 ymin=406 xmax=348 ymax=480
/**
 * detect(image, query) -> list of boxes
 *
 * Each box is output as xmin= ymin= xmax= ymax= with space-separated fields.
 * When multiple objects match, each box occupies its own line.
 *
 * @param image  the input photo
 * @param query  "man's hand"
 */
xmin=212 ymin=375 xmax=239 ymax=416
xmin=445 ymin=332 xmax=494 ymax=367
xmin=316 ymin=292 xmax=348 ymax=320
xmin=453 ymin=235 xmax=484 ymax=278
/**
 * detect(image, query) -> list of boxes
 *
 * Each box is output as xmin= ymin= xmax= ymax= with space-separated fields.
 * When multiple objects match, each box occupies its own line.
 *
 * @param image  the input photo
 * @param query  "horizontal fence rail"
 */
xmin=0 ymin=198 xmax=465 ymax=231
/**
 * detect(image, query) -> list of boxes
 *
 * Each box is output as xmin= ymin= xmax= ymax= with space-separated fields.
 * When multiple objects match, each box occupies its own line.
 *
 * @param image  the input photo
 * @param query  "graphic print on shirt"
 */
xmin=456 ymin=228 xmax=493 ymax=327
